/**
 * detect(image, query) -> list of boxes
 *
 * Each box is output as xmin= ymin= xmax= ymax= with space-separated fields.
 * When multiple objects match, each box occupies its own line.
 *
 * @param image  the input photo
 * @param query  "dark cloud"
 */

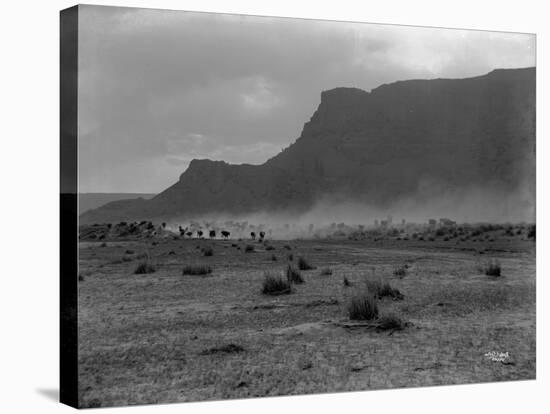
xmin=78 ymin=5 xmax=535 ymax=192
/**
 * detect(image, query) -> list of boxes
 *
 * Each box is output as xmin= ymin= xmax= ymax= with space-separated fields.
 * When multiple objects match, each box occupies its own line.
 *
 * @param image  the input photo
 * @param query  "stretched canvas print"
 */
xmin=60 ymin=4 xmax=536 ymax=409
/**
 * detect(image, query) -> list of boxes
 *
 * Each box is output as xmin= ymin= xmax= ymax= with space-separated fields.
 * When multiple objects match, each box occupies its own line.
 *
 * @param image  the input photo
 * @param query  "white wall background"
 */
xmin=0 ymin=0 xmax=546 ymax=413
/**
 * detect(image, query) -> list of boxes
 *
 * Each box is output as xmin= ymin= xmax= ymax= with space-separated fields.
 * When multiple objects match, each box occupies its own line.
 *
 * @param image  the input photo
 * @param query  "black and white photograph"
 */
xmin=4 ymin=1 xmax=548 ymax=413
xmin=59 ymin=4 xmax=539 ymax=409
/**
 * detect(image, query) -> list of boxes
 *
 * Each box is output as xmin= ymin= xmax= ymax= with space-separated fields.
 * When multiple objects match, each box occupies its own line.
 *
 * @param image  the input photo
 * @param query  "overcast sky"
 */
xmin=78 ymin=5 xmax=535 ymax=193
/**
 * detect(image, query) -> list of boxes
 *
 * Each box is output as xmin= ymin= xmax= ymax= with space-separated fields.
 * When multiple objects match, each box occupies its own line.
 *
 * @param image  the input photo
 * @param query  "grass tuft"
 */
xmin=199 ymin=343 xmax=245 ymax=355
xmin=347 ymin=292 xmax=379 ymax=320
xmin=262 ymin=271 xmax=292 ymax=295
xmin=320 ymin=267 xmax=333 ymax=276
xmin=393 ymin=265 xmax=407 ymax=278
xmin=365 ymin=278 xmax=404 ymax=300
xmin=202 ymin=246 xmax=214 ymax=256
xmin=484 ymin=260 xmax=502 ymax=277
xmin=286 ymin=264 xmax=304 ymax=284
xmin=134 ymin=259 xmax=156 ymax=274
xmin=376 ymin=313 xmax=406 ymax=331
xmin=182 ymin=264 xmax=212 ymax=275
xmin=297 ymin=256 xmax=315 ymax=270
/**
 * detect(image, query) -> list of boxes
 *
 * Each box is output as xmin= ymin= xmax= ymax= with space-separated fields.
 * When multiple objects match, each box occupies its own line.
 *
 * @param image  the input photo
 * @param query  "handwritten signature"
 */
xmin=484 ymin=351 xmax=510 ymax=362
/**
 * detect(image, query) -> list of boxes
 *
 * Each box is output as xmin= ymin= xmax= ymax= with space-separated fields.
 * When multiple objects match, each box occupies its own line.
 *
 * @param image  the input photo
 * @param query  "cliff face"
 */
xmin=80 ymin=67 xmax=535 ymax=224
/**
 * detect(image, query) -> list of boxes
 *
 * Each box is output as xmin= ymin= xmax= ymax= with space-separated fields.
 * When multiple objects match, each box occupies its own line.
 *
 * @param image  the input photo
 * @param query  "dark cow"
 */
xmin=221 ymin=230 xmax=230 ymax=239
xmin=197 ymin=230 xmax=203 ymax=238
xmin=186 ymin=231 xmax=193 ymax=238
xmin=250 ymin=232 xmax=256 ymax=240
xmin=209 ymin=230 xmax=216 ymax=239
xmin=259 ymin=231 xmax=266 ymax=240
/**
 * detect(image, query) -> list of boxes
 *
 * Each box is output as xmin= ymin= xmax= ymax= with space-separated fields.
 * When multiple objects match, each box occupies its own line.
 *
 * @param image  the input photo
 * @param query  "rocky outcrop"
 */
xmin=80 ymin=67 xmax=535 ymax=224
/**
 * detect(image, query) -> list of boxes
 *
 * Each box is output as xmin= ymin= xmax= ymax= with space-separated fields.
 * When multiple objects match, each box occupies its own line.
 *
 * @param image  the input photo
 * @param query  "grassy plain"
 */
xmin=77 ymin=234 xmax=535 ymax=408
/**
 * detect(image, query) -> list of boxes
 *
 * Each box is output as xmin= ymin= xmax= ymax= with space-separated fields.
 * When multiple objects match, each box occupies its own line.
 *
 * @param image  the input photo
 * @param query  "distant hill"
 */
xmin=78 ymin=193 xmax=155 ymax=215
xmin=80 ymin=67 xmax=535 ymax=224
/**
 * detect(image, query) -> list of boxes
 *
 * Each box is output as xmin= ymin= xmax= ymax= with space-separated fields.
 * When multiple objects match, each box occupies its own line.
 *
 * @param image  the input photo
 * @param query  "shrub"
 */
xmin=528 ymin=225 xmax=536 ymax=239
xmin=343 ymin=277 xmax=351 ymax=287
xmin=284 ymin=245 xmax=292 ymax=250
xmin=297 ymin=256 xmax=315 ymax=270
xmin=245 ymin=245 xmax=255 ymax=253
xmin=202 ymin=246 xmax=214 ymax=256
xmin=200 ymin=343 xmax=245 ymax=355
xmin=265 ymin=245 xmax=275 ymax=251
xmin=376 ymin=314 xmax=406 ymax=331
xmin=365 ymin=278 xmax=404 ymax=300
xmin=134 ymin=259 xmax=156 ymax=274
xmin=262 ymin=272 xmax=292 ymax=295
xmin=393 ymin=266 xmax=407 ymax=277
xmin=288 ymin=253 xmax=294 ymax=261
xmin=286 ymin=265 xmax=304 ymax=284
xmin=320 ymin=267 xmax=333 ymax=276
xmin=347 ymin=292 xmax=379 ymax=320
xmin=435 ymin=228 xmax=446 ymax=237
xmin=182 ymin=264 xmax=212 ymax=275
xmin=100 ymin=242 xmax=107 ymax=248
xmin=78 ymin=273 xmax=84 ymax=282
xmin=271 ymin=254 xmax=277 ymax=261
xmin=125 ymin=249 xmax=134 ymax=255
xmin=484 ymin=260 xmax=501 ymax=276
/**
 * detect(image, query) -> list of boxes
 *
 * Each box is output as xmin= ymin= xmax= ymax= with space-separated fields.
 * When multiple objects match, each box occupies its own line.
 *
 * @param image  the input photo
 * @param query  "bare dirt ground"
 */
xmin=77 ymin=236 xmax=535 ymax=408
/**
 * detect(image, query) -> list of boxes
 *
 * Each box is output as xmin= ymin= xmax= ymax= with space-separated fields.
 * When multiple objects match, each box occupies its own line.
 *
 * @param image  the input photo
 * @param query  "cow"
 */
xmin=186 ymin=231 xmax=193 ymax=238
xmin=197 ymin=230 xmax=203 ymax=238
xmin=259 ymin=231 xmax=266 ymax=241
xmin=209 ymin=230 xmax=216 ymax=239
xmin=221 ymin=230 xmax=230 ymax=239
xmin=250 ymin=232 xmax=256 ymax=240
